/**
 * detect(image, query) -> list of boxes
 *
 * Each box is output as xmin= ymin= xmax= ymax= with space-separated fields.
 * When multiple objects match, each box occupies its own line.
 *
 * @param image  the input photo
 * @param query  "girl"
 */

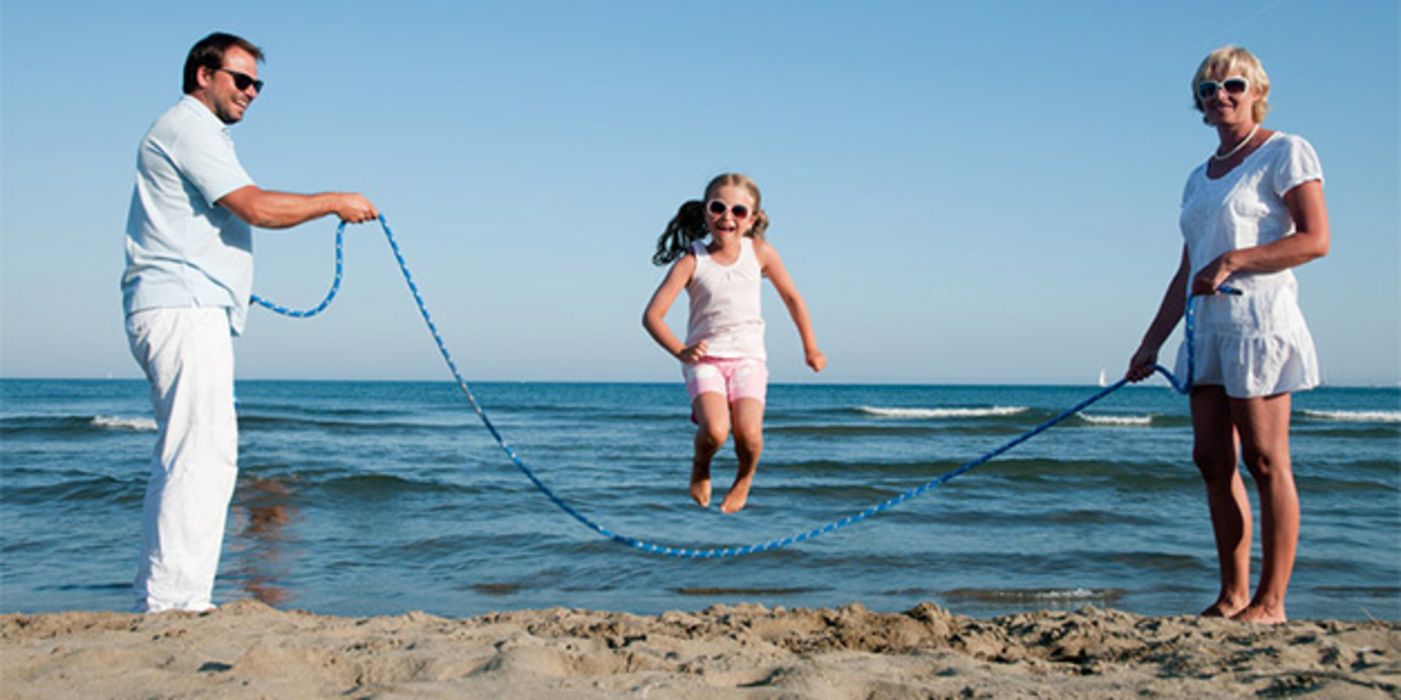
xmin=643 ymin=173 xmax=825 ymax=514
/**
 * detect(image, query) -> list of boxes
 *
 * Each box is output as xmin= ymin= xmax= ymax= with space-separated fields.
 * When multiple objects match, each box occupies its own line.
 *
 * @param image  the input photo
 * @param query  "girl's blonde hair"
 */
xmin=652 ymin=173 xmax=771 ymax=266
xmin=1192 ymin=45 xmax=1271 ymax=125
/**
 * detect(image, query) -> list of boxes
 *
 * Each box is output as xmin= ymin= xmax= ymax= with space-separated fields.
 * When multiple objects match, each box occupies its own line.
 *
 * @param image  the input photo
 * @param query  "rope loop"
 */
xmin=249 ymin=221 xmax=346 ymax=317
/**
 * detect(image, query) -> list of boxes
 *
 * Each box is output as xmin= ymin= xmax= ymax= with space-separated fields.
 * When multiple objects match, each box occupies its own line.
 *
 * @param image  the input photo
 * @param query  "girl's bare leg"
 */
xmin=690 ymin=392 xmax=731 ymax=508
xmin=1191 ymin=386 xmax=1252 ymax=617
xmin=1230 ymin=392 xmax=1297 ymax=624
xmin=720 ymin=398 xmax=764 ymax=514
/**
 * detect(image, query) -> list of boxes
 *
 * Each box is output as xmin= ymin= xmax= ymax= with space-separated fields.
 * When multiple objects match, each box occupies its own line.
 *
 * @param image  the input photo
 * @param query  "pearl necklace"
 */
xmin=1211 ymin=123 xmax=1260 ymax=162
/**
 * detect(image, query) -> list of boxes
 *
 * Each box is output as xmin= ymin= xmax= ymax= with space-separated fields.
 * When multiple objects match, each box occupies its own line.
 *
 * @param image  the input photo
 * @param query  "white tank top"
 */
xmin=685 ymin=237 xmax=766 ymax=359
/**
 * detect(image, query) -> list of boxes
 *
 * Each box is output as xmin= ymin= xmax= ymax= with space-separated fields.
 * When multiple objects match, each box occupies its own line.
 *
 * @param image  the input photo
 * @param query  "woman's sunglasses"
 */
xmin=218 ymin=68 xmax=265 ymax=93
xmin=706 ymin=199 xmax=750 ymax=219
xmin=1196 ymin=77 xmax=1249 ymax=100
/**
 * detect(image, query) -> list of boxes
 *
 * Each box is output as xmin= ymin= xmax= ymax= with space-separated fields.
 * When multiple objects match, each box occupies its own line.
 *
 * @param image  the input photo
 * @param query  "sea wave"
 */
xmin=1300 ymin=409 xmax=1401 ymax=424
xmin=1076 ymin=412 xmax=1153 ymax=427
xmin=768 ymin=424 xmax=941 ymax=438
xmin=92 ymin=415 xmax=157 ymax=432
xmin=941 ymin=587 xmax=1124 ymax=603
xmin=857 ymin=406 xmax=1028 ymax=419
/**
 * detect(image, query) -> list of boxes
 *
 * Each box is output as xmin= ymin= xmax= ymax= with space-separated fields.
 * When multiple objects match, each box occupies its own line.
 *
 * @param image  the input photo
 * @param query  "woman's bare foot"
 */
xmin=1231 ymin=604 xmax=1287 ymax=624
xmin=1200 ymin=594 xmax=1248 ymax=618
xmin=719 ymin=474 xmax=753 ymax=514
xmin=690 ymin=462 xmax=711 ymax=508
xmin=1201 ymin=603 xmax=1245 ymax=618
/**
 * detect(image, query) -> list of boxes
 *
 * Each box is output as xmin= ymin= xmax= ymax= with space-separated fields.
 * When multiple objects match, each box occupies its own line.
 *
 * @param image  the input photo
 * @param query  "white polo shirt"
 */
xmin=122 ymin=95 xmax=256 ymax=334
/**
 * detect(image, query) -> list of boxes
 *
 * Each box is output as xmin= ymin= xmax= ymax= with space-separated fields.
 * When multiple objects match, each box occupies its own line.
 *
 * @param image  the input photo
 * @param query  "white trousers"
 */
xmin=126 ymin=307 xmax=238 ymax=612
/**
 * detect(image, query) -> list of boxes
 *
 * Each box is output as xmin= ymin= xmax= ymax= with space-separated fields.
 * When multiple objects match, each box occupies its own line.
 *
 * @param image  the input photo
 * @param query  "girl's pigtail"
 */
xmin=652 ymin=199 xmax=707 ymax=265
xmin=748 ymin=208 xmax=770 ymax=241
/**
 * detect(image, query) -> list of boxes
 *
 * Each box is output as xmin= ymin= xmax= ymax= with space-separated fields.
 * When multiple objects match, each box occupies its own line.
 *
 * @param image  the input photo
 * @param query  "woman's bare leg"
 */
xmin=1230 ymin=392 xmax=1297 ymax=624
xmin=1191 ymin=386 xmax=1252 ymax=617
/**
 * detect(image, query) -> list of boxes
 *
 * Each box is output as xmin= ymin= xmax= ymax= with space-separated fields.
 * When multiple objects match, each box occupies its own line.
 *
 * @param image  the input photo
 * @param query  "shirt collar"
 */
xmin=179 ymin=94 xmax=229 ymax=132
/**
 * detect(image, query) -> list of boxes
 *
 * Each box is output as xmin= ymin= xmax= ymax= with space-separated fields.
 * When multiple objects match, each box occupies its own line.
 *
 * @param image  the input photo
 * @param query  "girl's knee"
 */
xmin=733 ymin=426 xmax=762 ymax=453
xmin=696 ymin=425 xmax=729 ymax=450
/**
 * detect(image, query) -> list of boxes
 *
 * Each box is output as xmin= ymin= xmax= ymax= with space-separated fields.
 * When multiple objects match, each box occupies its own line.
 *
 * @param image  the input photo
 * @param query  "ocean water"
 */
xmin=2 ymin=379 xmax=1397 ymax=620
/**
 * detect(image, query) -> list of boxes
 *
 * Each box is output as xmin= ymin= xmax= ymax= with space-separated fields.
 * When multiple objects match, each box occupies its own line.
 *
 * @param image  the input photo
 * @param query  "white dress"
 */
xmin=1174 ymin=131 xmax=1323 ymax=398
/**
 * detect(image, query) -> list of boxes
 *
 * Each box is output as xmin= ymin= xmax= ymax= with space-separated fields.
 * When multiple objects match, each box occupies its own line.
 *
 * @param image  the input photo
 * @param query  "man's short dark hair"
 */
xmin=183 ymin=32 xmax=264 ymax=94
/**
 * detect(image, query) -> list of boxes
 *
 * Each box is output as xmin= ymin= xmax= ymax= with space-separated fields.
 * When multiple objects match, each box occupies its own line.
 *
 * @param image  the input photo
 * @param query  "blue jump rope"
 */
xmin=252 ymin=216 xmax=1237 ymax=559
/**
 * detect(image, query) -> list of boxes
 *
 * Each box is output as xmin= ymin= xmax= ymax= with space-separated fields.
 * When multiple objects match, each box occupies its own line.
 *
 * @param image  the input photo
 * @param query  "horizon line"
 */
xmin=2 ymin=376 xmax=1397 ymax=390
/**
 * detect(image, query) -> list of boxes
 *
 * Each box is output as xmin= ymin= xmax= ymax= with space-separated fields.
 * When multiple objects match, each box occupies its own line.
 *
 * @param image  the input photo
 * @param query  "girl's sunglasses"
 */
xmin=1196 ymin=77 xmax=1249 ymax=100
xmin=218 ymin=67 xmax=265 ymax=92
xmin=706 ymin=200 xmax=750 ymax=219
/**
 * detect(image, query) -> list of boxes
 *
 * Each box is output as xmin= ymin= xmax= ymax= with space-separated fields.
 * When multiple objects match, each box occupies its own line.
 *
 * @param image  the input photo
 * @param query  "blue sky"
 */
xmin=2 ymin=0 xmax=1397 ymax=385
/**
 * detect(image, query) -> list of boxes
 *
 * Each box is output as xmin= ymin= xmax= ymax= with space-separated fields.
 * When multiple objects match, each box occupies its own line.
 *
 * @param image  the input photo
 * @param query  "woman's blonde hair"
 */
xmin=652 ymin=173 xmax=770 ymax=266
xmin=1192 ymin=45 xmax=1271 ymax=125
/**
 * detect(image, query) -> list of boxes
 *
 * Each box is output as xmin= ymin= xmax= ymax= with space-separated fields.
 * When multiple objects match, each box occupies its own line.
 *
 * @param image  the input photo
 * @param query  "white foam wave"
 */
xmin=950 ymin=587 xmax=1115 ymax=602
xmin=1077 ymin=412 xmax=1153 ymax=427
xmin=858 ymin=406 xmax=1028 ymax=419
xmin=92 ymin=415 xmax=157 ymax=432
xmin=1300 ymin=409 xmax=1401 ymax=424
xmin=1031 ymin=588 xmax=1102 ymax=600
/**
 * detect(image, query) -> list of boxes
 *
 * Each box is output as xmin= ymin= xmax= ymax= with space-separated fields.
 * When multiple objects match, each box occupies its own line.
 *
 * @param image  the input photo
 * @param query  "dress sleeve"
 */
xmin=1271 ymin=134 xmax=1324 ymax=197
xmin=1180 ymin=163 xmax=1204 ymax=207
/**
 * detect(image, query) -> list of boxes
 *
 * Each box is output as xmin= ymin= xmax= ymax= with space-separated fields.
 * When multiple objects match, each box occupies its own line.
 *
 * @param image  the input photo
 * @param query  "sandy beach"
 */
xmin=3 ymin=600 xmax=1397 ymax=699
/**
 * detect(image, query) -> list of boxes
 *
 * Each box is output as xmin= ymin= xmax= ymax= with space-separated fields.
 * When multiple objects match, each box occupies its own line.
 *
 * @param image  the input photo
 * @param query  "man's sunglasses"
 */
xmin=1195 ymin=77 xmax=1249 ymax=101
xmin=706 ymin=200 xmax=750 ymax=219
xmin=218 ymin=68 xmax=264 ymax=93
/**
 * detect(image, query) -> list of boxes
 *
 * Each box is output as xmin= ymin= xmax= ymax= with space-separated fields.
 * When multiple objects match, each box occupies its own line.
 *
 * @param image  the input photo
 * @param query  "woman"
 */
xmin=1127 ymin=46 xmax=1329 ymax=624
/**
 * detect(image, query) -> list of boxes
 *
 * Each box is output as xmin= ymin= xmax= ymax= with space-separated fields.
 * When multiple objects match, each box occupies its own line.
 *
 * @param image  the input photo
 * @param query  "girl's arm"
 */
xmin=1126 ymin=246 xmax=1189 ymax=382
xmin=756 ymin=240 xmax=825 ymax=372
xmin=642 ymin=255 xmax=707 ymax=362
xmin=1192 ymin=180 xmax=1329 ymax=294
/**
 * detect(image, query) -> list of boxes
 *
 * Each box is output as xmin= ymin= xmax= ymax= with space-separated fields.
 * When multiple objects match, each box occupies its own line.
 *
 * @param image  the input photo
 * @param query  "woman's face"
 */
xmin=1197 ymin=65 xmax=1259 ymax=128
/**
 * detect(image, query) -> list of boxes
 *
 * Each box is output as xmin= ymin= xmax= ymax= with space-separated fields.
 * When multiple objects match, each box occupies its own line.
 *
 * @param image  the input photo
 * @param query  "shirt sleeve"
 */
xmin=1271 ymin=134 xmax=1324 ymax=197
xmin=169 ymin=123 xmax=255 ymax=207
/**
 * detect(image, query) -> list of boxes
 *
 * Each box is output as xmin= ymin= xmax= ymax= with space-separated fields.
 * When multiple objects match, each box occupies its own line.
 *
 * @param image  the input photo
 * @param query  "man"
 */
xmin=122 ymin=32 xmax=376 ymax=612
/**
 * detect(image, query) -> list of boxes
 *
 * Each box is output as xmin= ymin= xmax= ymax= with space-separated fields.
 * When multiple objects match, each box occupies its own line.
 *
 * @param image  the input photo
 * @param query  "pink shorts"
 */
xmin=683 ymin=357 xmax=769 ymax=406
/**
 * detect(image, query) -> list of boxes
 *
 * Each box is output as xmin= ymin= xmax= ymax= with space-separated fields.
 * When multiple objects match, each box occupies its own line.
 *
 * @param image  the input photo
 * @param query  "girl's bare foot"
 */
xmin=719 ymin=475 xmax=753 ymax=514
xmin=1231 ymin=604 xmax=1287 ymax=624
xmin=690 ymin=462 xmax=711 ymax=508
xmin=690 ymin=478 xmax=711 ymax=508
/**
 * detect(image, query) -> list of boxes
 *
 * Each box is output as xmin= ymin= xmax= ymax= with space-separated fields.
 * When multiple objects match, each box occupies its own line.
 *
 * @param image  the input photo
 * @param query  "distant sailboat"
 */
xmin=1097 ymin=368 xmax=1108 ymax=387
